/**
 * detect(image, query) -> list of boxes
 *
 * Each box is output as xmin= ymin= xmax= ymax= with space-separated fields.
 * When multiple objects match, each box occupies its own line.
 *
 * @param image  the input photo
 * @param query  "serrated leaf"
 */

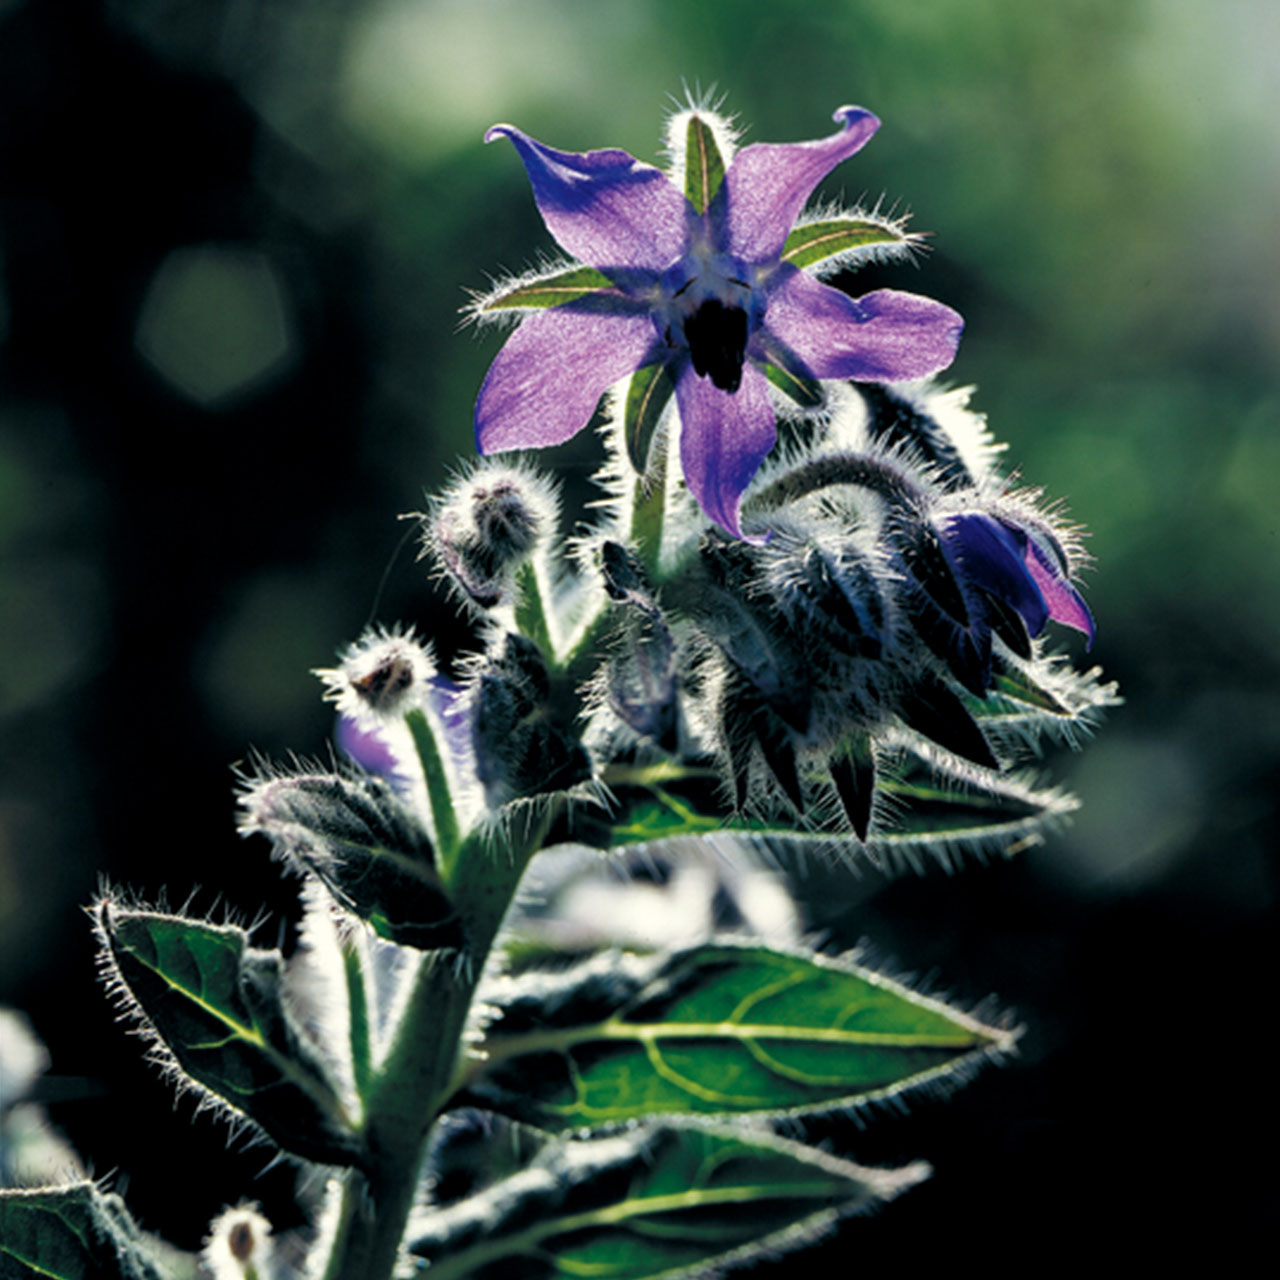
xmin=240 ymin=771 xmax=463 ymax=950
xmin=624 ymin=361 xmax=676 ymax=475
xmin=456 ymin=944 xmax=1008 ymax=1128
xmin=408 ymin=1121 xmax=926 ymax=1280
xmin=0 ymin=1183 xmax=168 ymax=1280
xmin=478 ymin=264 xmax=616 ymax=312
xmin=683 ymin=115 xmax=726 ymax=216
xmin=96 ymin=904 xmax=362 ymax=1166
xmin=781 ymin=215 xmax=914 ymax=271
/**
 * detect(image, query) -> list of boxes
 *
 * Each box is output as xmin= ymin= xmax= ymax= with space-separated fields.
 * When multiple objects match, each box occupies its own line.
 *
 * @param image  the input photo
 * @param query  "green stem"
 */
xmin=513 ymin=558 xmax=556 ymax=660
xmin=405 ymin=707 xmax=460 ymax=876
xmin=320 ymin=807 xmax=555 ymax=1280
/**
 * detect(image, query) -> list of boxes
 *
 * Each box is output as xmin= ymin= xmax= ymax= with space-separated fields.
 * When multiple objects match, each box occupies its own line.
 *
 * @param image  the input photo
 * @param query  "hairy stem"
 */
xmin=321 ymin=808 xmax=554 ymax=1280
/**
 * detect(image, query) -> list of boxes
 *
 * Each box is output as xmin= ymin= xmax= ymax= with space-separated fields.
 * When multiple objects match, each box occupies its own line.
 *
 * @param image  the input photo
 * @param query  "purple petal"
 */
xmin=428 ymin=674 xmax=473 ymax=767
xmin=674 ymin=361 xmax=776 ymax=539
xmin=721 ymin=106 xmax=881 ymax=262
xmin=1023 ymin=536 xmax=1096 ymax=646
xmin=476 ymin=304 xmax=658 ymax=454
xmin=762 ymin=269 xmax=963 ymax=381
xmin=336 ymin=714 xmax=401 ymax=779
xmin=487 ymin=124 xmax=689 ymax=273
xmin=943 ymin=514 xmax=1049 ymax=636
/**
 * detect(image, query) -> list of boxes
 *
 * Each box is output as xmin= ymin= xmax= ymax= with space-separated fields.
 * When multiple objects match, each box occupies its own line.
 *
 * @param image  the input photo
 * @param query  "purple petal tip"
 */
xmin=833 ymin=105 xmax=880 ymax=134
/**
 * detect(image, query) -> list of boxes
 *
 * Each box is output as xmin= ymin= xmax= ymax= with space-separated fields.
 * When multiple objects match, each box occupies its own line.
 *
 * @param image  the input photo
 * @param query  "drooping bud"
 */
xmin=756 ymin=523 xmax=889 ymax=662
xmin=695 ymin=535 xmax=812 ymax=732
xmin=472 ymin=634 xmax=591 ymax=805
xmin=427 ymin=461 xmax=556 ymax=608
xmin=597 ymin=542 xmax=679 ymax=748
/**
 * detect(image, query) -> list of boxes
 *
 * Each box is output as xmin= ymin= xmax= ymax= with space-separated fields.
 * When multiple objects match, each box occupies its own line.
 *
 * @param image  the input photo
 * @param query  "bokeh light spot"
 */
xmin=134 ymin=244 xmax=297 ymax=408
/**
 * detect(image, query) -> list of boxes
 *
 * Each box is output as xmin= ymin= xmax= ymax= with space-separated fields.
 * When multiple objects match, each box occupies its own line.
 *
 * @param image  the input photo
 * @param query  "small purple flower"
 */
xmin=942 ymin=512 xmax=1095 ymax=647
xmin=475 ymin=104 xmax=964 ymax=538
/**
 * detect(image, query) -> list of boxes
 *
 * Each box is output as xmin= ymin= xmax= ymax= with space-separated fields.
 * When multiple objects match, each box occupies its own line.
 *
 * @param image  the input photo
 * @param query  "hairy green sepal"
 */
xmin=624 ymin=362 xmax=676 ymax=475
xmin=684 ymin=115 xmax=726 ymax=215
xmin=781 ymin=215 xmax=914 ymax=271
xmin=478 ymin=264 xmax=616 ymax=312
xmin=96 ymin=904 xmax=362 ymax=1166
xmin=408 ymin=1121 xmax=926 ymax=1280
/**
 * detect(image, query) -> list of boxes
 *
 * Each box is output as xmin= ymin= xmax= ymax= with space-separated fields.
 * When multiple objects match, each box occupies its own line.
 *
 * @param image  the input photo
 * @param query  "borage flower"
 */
xmin=942 ymin=511 xmax=1095 ymax=648
xmin=472 ymin=102 xmax=964 ymax=537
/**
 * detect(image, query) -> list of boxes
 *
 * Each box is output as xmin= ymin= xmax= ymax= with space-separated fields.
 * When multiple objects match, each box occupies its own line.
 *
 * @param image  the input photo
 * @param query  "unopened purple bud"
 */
xmin=941 ymin=511 xmax=1094 ymax=648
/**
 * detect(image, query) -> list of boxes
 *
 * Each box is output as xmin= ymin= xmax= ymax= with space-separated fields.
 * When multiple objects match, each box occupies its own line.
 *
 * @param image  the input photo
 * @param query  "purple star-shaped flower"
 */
xmin=475 ymin=105 xmax=964 ymax=537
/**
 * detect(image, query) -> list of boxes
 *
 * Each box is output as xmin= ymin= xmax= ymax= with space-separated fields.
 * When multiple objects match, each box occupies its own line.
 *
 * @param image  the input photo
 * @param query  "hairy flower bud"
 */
xmin=315 ymin=627 xmax=435 ymax=726
xmin=428 ymin=461 xmax=556 ymax=608
xmin=597 ymin=542 xmax=679 ymax=747
xmin=204 ymin=1203 xmax=273 ymax=1280
xmin=472 ymin=634 xmax=591 ymax=805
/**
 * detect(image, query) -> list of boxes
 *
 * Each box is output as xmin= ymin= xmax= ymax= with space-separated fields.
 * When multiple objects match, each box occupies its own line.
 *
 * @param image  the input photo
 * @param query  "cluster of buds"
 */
xmin=311 ymin=370 xmax=1112 ymax=871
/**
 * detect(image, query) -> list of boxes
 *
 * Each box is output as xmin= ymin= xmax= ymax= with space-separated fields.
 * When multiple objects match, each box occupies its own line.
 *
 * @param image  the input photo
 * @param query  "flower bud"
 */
xmin=204 ymin=1203 xmax=273 ymax=1280
xmin=472 ymin=634 xmax=590 ymax=804
xmin=314 ymin=627 xmax=435 ymax=726
xmin=428 ymin=461 xmax=556 ymax=608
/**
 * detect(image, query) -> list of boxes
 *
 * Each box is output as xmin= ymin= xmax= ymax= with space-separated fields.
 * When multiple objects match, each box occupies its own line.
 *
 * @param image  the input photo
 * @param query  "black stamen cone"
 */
xmin=685 ymin=299 xmax=748 ymax=393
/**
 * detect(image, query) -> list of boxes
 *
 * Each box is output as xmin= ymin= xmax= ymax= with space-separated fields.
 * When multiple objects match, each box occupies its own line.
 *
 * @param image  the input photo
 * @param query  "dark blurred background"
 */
xmin=1 ymin=0 xmax=1274 ymax=1265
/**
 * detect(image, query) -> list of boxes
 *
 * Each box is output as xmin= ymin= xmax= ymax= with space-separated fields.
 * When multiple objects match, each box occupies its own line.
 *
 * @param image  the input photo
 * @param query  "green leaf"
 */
xmin=456 ymin=943 xmax=1010 ymax=1128
xmin=683 ymin=115 xmax=726 ymax=215
xmin=625 ymin=362 xmax=676 ymax=475
xmin=239 ymin=771 xmax=463 ymax=951
xmin=408 ymin=1121 xmax=927 ymax=1280
xmin=557 ymin=746 xmax=1074 ymax=866
xmin=477 ymin=264 xmax=616 ymax=312
xmin=0 ymin=1183 xmax=169 ymax=1280
xmin=780 ymin=215 xmax=915 ymax=272
xmin=874 ymin=751 xmax=1076 ymax=855
xmin=95 ymin=903 xmax=363 ymax=1166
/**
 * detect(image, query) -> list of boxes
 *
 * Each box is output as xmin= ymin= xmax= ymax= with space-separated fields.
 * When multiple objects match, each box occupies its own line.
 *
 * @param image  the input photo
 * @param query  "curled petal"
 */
xmin=1023 ymin=534 xmax=1096 ymax=645
xmin=674 ymin=361 xmax=776 ymax=540
xmin=763 ymin=269 xmax=963 ymax=382
xmin=943 ymin=514 xmax=1049 ymax=636
xmin=475 ymin=303 xmax=659 ymax=454
xmin=722 ymin=105 xmax=880 ymax=261
xmin=487 ymin=124 xmax=689 ymax=273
